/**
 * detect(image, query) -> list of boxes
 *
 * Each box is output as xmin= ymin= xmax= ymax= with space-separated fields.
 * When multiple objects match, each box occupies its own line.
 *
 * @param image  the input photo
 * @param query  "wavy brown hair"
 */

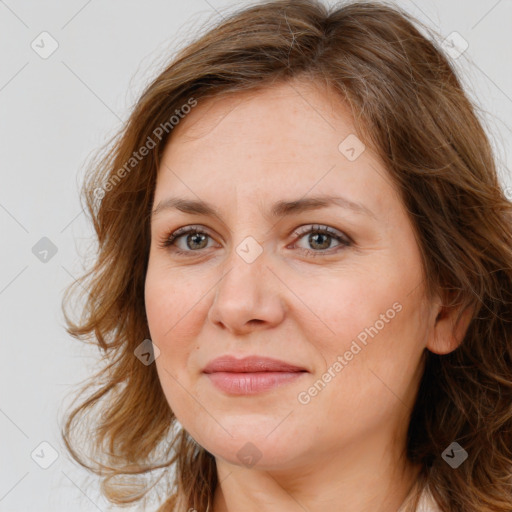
xmin=60 ymin=0 xmax=512 ymax=510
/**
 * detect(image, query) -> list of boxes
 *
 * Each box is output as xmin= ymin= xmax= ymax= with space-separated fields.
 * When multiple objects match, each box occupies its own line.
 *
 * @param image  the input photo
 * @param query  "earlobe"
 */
xmin=426 ymin=299 xmax=475 ymax=355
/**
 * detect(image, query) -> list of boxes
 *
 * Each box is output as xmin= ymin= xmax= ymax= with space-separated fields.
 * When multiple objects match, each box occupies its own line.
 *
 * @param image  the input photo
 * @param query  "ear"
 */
xmin=426 ymin=294 xmax=475 ymax=355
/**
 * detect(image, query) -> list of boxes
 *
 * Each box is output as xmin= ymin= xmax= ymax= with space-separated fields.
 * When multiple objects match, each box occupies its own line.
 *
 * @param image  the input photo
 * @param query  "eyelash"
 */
xmin=158 ymin=224 xmax=352 ymax=258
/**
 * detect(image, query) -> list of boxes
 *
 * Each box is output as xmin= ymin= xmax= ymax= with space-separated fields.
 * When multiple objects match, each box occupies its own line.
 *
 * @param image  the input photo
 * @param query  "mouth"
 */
xmin=202 ymin=355 xmax=308 ymax=395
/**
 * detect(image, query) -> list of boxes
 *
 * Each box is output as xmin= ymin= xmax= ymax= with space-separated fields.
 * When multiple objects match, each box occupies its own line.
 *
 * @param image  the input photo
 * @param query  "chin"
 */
xmin=197 ymin=432 xmax=304 ymax=471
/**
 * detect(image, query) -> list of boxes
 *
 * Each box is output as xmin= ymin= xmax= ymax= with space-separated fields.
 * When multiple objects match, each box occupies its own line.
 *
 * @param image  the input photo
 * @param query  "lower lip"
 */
xmin=205 ymin=371 xmax=306 ymax=395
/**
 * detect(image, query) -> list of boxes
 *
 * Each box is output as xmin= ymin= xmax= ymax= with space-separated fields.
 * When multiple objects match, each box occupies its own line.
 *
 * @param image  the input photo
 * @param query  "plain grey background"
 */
xmin=1 ymin=0 xmax=511 ymax=510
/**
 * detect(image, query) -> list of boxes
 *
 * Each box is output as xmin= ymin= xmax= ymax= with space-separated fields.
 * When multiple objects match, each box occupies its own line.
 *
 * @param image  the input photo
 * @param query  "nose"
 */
xmin=207 ymin=243 xmax=285 ymax=335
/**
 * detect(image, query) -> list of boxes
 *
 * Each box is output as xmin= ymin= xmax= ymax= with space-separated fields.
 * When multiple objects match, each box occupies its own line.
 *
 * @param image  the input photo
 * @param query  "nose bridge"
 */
xmin=221 ymin=202 xmax=269 ymax=272
xmin=208 ymin=233 xmax=284 ymax=331
xmin=216 ymin=233 xmax=268 ymax=299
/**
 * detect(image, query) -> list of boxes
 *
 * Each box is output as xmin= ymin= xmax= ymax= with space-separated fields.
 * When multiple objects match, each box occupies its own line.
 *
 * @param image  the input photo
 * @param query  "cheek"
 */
xmin=148 ymin=285 xmax=191 ymax=375
xmin=144 ymin=258 xmax=220 ymax=381
xmin=145 ymin=266 xmax=207 ymax=430
xmin=290 ymin=267 xmax=393 ymax=350
xmin=298 ymin=266 xmax=425 ymax=399
xmin=145 ymin=259 xmax=196 ymax=338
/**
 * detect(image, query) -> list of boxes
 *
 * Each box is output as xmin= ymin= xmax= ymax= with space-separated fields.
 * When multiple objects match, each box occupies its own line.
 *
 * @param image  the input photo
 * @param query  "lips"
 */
xmin=202 ymin=355 xmax=308 ymax=374
xmin=202 ymin=355 xmax=308 ymax=395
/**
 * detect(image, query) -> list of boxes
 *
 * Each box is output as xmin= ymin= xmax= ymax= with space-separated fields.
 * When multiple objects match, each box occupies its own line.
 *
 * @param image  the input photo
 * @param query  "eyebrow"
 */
xmin=151 ymin=194 xmax=376 ymax=220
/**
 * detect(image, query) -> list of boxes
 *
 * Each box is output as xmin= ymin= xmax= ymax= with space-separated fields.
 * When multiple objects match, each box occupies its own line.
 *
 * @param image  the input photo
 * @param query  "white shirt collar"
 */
xmin=398 ymin=485 xmax=441 ymax=512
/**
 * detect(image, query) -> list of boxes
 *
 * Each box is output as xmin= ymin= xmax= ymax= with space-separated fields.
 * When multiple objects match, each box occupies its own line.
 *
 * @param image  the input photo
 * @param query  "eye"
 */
xmin=290 ymin=224 xmax=352 ymax=257
xmin=158 ymin=225 xmax=217 ymax=255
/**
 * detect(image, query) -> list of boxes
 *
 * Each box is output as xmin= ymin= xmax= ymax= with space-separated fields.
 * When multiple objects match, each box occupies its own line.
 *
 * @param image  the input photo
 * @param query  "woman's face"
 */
xmin=145 ymin=79 xmax=440 ymax=471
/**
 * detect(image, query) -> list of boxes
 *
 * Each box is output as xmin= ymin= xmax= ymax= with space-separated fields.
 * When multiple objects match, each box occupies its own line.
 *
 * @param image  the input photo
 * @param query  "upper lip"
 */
xmin=202 ymin=355 xmax=308 ymax=373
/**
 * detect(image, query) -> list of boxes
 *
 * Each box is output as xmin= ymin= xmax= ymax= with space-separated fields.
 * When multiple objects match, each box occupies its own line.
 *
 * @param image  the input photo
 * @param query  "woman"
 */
xmin=61 ymin=1 xmax=512 ymax=511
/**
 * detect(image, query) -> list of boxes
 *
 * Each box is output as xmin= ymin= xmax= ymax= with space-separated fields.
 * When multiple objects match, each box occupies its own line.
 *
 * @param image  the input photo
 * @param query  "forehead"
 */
xmin=153 ymin=80 xmax=399 ymax=219
xmin=163 ymin=79 xmax=356 ymax=159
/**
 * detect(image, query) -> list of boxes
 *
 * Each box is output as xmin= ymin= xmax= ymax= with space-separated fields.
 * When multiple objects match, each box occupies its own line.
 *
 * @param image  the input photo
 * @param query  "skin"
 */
xmin=144 ymin=78 xmax=471 ymax=512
